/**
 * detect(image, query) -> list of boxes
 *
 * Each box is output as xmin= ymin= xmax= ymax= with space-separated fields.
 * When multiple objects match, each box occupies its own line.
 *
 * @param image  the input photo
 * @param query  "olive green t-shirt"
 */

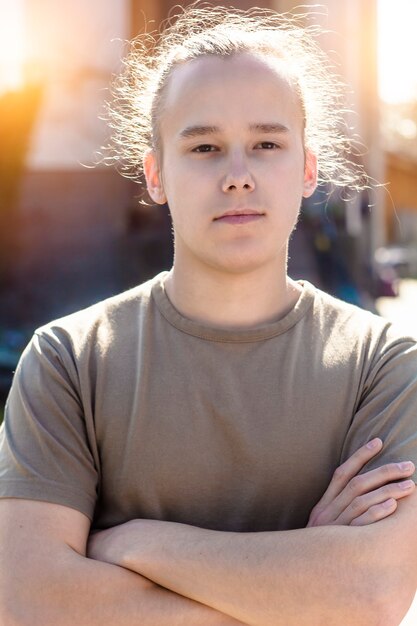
xmin=1 ymin=272 xmax=417 ymax=531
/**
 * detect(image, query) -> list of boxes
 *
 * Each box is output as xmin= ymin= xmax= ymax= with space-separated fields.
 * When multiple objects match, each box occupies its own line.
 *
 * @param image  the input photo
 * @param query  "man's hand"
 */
xmin=307 ymin=438 xmax=415 ymax=527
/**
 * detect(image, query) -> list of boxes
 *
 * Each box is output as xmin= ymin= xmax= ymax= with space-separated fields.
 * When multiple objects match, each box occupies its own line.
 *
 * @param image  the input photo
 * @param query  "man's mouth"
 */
xmin=214 ymin=209 xmax=265 ymax=224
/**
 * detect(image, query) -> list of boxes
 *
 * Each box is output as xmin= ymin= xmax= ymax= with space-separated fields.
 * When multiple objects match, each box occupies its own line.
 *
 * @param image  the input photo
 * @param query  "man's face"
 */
xmin=145 ymin=52 xmax=317 ymax=276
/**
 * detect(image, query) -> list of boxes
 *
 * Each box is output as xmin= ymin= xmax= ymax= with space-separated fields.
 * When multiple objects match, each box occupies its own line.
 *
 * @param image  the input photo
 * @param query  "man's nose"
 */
xmin=221 ymin=156 xmax=255 ymax=193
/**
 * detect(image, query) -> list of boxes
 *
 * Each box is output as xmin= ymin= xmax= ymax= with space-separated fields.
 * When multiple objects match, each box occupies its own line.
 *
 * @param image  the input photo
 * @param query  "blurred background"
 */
xmin=1 ymin=0 xmax=417 ymax=413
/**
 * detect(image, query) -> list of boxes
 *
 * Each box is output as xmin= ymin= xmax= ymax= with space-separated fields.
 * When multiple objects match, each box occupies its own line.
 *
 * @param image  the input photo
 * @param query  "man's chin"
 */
xmin=206 ymin=254 xmax=283 ymax=277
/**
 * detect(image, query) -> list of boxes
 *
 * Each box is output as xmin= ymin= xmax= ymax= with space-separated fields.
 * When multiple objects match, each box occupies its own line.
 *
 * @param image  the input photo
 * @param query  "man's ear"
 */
xmin=302 ymin=150 xmax=318 ymax=198
xmin=143 ymin=149 xmax=167 ymax=204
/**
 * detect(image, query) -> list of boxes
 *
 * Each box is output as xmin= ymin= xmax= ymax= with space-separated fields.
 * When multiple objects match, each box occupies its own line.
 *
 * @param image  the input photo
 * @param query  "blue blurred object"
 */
xmin=0 ymin=328 xmax=28 ymax=398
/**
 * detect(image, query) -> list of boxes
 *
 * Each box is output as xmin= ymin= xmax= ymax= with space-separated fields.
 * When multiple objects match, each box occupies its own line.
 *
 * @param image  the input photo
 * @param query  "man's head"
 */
xmin=106 ymin=4 xmax=367 ymax=276
xmin=142 ymin=51 xmax=317 ymax=275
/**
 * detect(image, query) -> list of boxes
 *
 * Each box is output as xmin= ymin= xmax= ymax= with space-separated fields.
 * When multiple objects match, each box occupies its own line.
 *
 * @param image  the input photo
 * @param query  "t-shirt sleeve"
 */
xmin=340 ymin=328 xmax=417 ymax=478
xmin=0 ymin=331 xmax=98 ymax=520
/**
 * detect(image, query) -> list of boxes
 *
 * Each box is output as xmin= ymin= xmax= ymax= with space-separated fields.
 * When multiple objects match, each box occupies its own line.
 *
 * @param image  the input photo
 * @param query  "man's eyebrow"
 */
xmin=249 ymin=123 xmax=290 ymax=134
xmin=179 ymin=125 xmax=220 ymax=139
xmin=178 ymin=122 xmax=290 ymax=139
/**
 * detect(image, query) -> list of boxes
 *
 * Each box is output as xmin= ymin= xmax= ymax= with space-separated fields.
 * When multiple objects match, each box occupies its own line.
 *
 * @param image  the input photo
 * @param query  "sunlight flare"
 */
xmin=0 ymin=0 xmax=25 ymax=92
xmin=378 ymin=0 xmax=417 ymax=103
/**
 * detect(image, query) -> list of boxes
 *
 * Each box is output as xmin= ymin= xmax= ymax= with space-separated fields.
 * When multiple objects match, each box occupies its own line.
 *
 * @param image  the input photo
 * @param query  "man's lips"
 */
xmin=214 ymin=209 xmax=265 ymax=224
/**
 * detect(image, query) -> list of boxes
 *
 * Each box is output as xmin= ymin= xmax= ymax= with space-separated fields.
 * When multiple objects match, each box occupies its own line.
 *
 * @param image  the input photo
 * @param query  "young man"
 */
xmin=1 ymin=6 xmax=417 ymax=625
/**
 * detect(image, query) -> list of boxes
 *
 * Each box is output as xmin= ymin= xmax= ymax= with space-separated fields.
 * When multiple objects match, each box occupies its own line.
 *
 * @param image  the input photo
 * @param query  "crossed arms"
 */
xmin=1 ymin=439 xmax=417 ymax=626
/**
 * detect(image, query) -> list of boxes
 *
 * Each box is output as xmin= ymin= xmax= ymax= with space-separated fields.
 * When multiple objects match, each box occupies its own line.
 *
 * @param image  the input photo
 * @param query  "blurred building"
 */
xmin=10 ymin=0 xmax=136 ymax=327
xmin=381 ymin=100 xmax=417 ymax=246
xmin=385 ymin=153 xmax=417 ymax=239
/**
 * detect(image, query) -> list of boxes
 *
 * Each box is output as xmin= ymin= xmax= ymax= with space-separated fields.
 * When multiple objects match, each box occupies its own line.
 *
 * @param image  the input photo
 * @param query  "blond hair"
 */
xmin=105 ymin=3 xmax=368 ymax=191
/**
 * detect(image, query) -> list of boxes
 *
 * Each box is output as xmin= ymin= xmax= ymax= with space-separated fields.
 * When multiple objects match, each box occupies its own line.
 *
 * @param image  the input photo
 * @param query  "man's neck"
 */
xmin=163 ymin=260 xmax=302 ymax=330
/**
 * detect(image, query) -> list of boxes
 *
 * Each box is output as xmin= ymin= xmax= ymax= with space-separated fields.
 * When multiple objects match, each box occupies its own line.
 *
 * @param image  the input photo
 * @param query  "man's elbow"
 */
xmin=333 ymin=555 xmax=416 ymax=626
xmin=370 ymin=569 xmax=417 ymax=626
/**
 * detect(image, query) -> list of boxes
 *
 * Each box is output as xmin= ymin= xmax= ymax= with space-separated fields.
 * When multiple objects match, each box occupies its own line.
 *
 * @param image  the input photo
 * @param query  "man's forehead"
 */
xmin=166 ymin=52 xmax=292 ymax=94
xmin=160 ymin=53 xmax=300 ymax=135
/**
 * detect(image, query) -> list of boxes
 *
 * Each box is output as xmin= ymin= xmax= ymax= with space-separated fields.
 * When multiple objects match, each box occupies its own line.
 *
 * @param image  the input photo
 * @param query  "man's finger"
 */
xmin=335 ymin=479 xmax=415 ymax=525
xmin=316 ymin=438 xmax=384 ymax=510
xmin=349 ymin=498 xmax=398 ymax=526
xmin=310 ymin=462 xmax=415 ymax=525
xmin=328 ymin=461 xmax=415 ymax=520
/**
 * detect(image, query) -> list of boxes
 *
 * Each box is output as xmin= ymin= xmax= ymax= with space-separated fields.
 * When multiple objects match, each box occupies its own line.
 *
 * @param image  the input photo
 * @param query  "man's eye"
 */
xmin=192 ymin=144 xmax=217 ymax=153
xmin=256 ymin=141 xmax=280 ymax=150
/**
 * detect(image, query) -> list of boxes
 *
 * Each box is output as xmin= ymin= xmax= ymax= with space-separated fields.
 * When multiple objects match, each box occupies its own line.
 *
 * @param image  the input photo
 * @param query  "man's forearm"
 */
xmin=87 ymin=447 xmax=417 ymax=626
xmin=1 ymin=543 xmax=245 ymax=626
xmin=90 ymin=515 xmax=415 ymax=626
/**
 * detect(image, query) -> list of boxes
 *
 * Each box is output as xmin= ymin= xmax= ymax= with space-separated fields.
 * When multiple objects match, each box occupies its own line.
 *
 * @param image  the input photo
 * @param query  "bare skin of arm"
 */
xmin=88 ymin=440 xmax=417 ymax=626
xmin=1 ymin=440 xmax=415 ymax=626
xmin=0 ymin=499 xmax=245 ymax=626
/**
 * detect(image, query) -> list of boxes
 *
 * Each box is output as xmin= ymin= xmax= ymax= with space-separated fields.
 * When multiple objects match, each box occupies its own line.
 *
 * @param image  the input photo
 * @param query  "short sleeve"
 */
xmin=0 ymin=331 xmax=98 ymax=520
xmin=340 ymin=330 xmax=417 ymax=477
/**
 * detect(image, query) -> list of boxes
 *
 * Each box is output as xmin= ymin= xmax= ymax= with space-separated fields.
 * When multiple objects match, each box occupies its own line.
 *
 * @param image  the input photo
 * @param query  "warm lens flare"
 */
xmin=378 ymin=0 xmax=417 ymax=103
xmin=0 ymin=0 xmax=25 ymax=92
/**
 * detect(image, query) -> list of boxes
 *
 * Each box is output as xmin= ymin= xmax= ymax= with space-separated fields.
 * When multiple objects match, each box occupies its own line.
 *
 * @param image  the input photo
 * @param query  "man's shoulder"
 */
xmin=33 ymin=272 xmax=167 ymax=357
xmin=308 ymin=282 xmax=417 ymax=355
